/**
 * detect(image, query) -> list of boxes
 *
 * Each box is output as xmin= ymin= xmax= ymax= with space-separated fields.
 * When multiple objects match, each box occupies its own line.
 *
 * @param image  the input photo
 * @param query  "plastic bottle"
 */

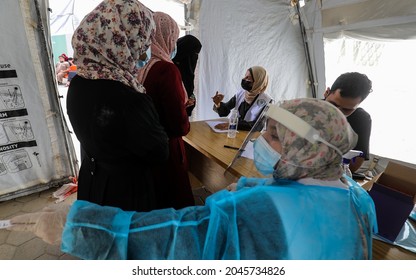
xmin=342 ymin=158 xmax=353 ymax=178
xmin=227 ymin=109 xmax=239 ymax=138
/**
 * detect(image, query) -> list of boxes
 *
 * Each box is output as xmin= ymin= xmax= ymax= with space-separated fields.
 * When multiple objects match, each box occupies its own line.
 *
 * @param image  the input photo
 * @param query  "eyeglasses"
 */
xmin=326 ymin=100 xmax=356 ymax=116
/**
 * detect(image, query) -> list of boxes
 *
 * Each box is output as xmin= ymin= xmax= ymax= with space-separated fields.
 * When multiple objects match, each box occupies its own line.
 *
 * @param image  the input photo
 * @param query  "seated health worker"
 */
xmin=57 ymin=98 xmax=377 ymax=260
xmin=212 ymin=66 xmax=272 ymax=131
xmin=324 ymin=72 xmax=373 ymax=172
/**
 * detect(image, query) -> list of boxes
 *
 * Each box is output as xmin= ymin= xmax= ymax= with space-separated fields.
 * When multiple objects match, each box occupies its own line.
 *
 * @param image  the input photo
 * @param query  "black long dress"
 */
xmin=66 ymin=75 xmax=169 ymax=212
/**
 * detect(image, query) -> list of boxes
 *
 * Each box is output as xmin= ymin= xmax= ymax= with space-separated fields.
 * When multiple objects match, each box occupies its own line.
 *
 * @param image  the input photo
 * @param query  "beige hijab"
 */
xmin=244 ymin=66 xmax=269 ymax=104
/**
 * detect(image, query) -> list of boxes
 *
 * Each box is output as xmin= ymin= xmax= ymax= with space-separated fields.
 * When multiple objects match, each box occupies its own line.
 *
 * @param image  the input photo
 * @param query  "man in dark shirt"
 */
xmin=324 ymin=72 xmax=373 ymax=172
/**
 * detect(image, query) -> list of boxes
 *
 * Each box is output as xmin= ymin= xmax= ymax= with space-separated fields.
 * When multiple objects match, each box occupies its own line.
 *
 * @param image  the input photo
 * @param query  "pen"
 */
xmin=224 ymin=145 xmax=243 ymax=151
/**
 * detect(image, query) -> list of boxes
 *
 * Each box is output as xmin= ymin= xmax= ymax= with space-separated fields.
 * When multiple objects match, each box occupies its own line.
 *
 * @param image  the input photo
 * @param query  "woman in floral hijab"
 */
xmin=71 ymin=0 xmax=154 ymax=93
xmin=66 ymin=0 xmax=170 ymax=212
xmin=259 ymin=98 xmax=358 ymax=184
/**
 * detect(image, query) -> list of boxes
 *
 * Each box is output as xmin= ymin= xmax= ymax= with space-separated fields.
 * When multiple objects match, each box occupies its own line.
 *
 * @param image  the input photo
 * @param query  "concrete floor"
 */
xmin=0 ymin=187 xmax=79 ymax=260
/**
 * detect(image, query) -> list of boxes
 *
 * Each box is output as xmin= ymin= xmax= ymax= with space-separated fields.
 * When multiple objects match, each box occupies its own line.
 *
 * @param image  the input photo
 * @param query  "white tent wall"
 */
xmin=320 ymin=0 xmax=416 ymax=40
xmin=305 ymin=0 xmax=416 ymax=95
xmin=303 ymin=0 xmax=416 ymax=96
xmin=49 ymin=0 xmax=99 ymax=60
xmin=192 ymin=0 xmax=311 ymax=121
xmin=49 ymin=0 xmax=77 ymax=36
xmin=49 ymin=0 xmax=186 ymax=36
xmin=49 ymin=0 xmax=186 ymax=64
xmin=301 ymin=0 xmax=416 ymax=167
xmin=0 ymin=0 xmax=78 ymax=201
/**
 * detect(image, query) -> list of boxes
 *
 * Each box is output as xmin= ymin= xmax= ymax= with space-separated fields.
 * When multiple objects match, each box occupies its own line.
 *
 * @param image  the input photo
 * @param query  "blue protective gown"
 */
xmin=61 ymin=177 xmax=377 ymax=260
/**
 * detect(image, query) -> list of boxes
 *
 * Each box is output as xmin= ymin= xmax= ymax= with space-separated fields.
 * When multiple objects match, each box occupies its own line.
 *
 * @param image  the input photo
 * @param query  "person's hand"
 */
xmin=226 ymin=182 xmax=238 ymax=192
xmin=214 ymin=122 xmax=228 ymax=130
xmin=212 ymin=91 xmax=224 ymax=107
xmin=8 ymin=203 xmax=71 ymax=245
xmin=185 ymin=97 xmax=195 ymax=108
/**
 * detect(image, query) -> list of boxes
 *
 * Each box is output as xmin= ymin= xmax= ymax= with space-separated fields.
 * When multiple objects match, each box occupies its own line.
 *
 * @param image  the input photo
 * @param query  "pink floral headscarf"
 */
xmin=71 ymin=0 xmax=155 ymax=93
xmin=137 ymin=12 xmax=180 ymax=83
xmin=272 ymin=98 xmax=358 ymax=180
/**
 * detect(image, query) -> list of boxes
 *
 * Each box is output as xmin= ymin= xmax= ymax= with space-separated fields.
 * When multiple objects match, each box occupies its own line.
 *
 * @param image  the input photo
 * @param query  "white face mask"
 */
xmin=253 ymin=135 xmax=281 ymax=176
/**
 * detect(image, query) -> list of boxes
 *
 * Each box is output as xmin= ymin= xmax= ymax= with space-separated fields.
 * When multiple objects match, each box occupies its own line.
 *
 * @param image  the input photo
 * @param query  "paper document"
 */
xmin=0 ymin=220 xmax=11 ymax=229
xmin=241 ymin=140 xmax=254 ymax=159
xmin=205 ymin=119 xmax=230 ymax=133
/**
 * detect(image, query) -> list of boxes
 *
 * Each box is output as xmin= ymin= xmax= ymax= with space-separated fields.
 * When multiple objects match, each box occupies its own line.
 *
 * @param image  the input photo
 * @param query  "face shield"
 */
xmin=224 ymin=102 xmax=271 ymax=178
xmin=224 ymin=102 xmax=344 ymax=178
xmin=266 ymin=104 xmax=343 ymax=156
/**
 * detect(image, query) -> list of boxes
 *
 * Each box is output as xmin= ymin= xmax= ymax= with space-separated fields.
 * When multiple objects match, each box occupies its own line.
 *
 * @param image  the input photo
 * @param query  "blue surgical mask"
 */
xmin=136 ymin=47 xmax=151 ymax=69
xmin=253 ymin=135 xmax=281 ymax=176
xmin=170 ymin=45 xmax=177 ymax=59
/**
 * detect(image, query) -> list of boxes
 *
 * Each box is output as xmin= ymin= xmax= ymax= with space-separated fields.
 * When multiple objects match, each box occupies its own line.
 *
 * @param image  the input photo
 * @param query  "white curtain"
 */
xmin=49 ymin=0 xmax=76 ymax=35
xmin=49 ymin=0 xmax=186 ymax=36
xmin=194 ymin=0 xmax=310 ymax=121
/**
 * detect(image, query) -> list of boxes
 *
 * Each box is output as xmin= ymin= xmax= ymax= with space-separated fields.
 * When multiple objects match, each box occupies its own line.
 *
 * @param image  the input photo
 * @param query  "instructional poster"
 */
xmin=0 ymin=0 xmax=76 ymax=199
xmin=0 ymin=82 xmax=38 ymax=172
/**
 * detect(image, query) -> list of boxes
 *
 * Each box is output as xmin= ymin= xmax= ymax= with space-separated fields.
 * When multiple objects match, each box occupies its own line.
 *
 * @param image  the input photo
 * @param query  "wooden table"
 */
xmin=183 ymin=120 xmax=416 ymax=260
xmin=184 ymin=119 xmax=262 ymax=193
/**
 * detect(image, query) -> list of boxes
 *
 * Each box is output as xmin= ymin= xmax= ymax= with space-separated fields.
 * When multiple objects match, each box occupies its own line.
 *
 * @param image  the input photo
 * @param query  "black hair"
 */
xmin=330 ymin=72 xmax=372 ymax=101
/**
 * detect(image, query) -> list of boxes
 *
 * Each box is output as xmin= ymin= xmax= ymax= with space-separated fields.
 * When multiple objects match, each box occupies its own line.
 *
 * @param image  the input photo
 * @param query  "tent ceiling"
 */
xmin=318 ymin=0 xmax=416 ymax=39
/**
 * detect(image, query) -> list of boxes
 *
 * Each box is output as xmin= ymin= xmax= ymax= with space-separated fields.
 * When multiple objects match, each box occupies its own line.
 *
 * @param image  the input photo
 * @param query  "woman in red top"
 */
xmin=137 ymin=12 xmax=195 ymax=209
xmin=66 ymin=0 xmax=169 ymax=212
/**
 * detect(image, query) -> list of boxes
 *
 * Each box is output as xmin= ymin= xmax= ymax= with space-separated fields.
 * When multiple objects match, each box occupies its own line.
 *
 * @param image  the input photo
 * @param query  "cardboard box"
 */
xmin=368 ymin=161 xmax=416 ymax=242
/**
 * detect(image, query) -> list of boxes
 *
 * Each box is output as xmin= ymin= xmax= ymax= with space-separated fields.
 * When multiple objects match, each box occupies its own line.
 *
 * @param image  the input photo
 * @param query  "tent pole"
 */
xmin=295 ymin=1 xmax=316 ymax=98
xmin=33 ymin=0 xmax=79 ymax=176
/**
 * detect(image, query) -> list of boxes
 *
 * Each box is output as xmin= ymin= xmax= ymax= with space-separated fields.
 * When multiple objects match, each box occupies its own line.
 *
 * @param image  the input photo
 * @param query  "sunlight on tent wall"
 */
xmin=324 ymin=38 xmax=416 ymax=165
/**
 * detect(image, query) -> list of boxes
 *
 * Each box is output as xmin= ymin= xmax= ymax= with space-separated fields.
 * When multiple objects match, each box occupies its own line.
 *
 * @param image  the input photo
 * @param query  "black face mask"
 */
xmin=241 ymin=79 xmax=253 ymax=91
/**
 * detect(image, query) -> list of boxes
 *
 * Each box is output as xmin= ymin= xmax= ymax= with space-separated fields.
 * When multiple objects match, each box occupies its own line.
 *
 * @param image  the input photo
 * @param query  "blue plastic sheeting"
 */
xmin=61 ymin=177 xmax=377 ymax=260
